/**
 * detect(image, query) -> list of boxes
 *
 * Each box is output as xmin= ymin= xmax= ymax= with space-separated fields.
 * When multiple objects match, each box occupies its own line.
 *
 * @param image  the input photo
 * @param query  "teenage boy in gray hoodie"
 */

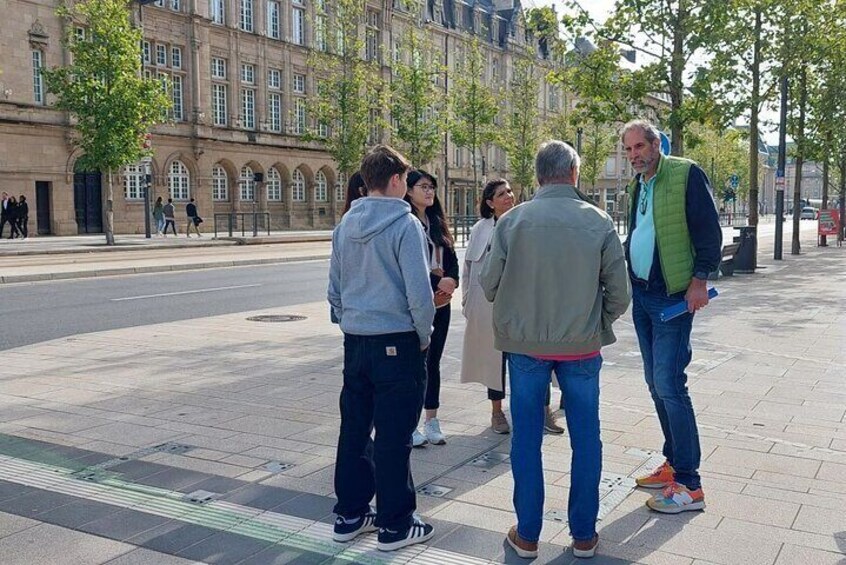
xmin=328 ymin=145 xmax=436 ymax=552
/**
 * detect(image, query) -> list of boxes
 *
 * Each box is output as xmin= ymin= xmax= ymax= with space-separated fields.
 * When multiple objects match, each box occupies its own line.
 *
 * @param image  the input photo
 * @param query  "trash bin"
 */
xmin=733 ymin=226 xmax=757 ymax=273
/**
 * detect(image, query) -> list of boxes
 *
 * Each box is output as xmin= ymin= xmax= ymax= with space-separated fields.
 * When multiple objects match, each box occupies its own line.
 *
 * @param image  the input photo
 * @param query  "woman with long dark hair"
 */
xmin=405 ymin=170 xmax=458 ymax=447
xmin=342 ymin=172 xmax=367 ymax=215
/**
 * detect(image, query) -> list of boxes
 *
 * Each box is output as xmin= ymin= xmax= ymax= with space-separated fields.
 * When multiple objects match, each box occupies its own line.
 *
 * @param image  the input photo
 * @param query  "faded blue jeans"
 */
xmin=631 ymin=284 xmax=701 ymax=490
xmin=508 ymin=353 xmax=602 ymax=543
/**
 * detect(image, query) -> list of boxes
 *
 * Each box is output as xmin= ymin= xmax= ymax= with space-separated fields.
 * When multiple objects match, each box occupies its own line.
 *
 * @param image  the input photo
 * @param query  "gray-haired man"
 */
xmin=480 ymin=140 xmax=631 ymax=559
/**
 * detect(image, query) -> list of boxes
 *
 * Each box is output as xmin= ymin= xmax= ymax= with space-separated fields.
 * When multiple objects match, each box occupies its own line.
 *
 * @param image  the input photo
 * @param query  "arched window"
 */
xmin=240 ymin=165 xmax=255 ymax=201
xmin=212 ymin=165 xmax=228 ymax=201
xmin=315 ymin=170 xmax=328 ymax=202
xmin=168 ymin=160 xmax=190 ymax=200
xmin=292 ymin=168 xmax=305 ymax=202
xmin=124 ymin=162 xmax=146 ymax=200
xmin=267 ymin=167 xmax=282 ymax=201
xmin=336 ymin=172 xmax=346 ymax=201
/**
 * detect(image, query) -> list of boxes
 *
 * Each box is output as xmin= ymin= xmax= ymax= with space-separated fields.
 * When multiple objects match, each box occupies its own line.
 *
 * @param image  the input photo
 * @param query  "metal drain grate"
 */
xmin=247 ymin=315 xmax=307 ymax=323
xmin=152 ymin=442 xmax=195 ymax=456
xmin=264 ymin=461 xmax=295 ymax=473
xmin=418 ymin=484 xmax=453 ymax=498
xmin=183 ymin=490 xmax=218 ymax=505
xmin=468 ymin=452 xmax=510 ymax=469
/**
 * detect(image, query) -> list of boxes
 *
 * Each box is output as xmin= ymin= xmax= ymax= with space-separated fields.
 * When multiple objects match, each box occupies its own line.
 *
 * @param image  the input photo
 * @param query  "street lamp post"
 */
xmin=137 ymin=0 xmax=157 ymax=239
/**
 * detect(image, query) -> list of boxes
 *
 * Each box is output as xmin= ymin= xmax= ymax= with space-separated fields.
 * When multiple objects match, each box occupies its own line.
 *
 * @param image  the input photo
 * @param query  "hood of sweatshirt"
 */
xmin=343 ymin=197 xmax=414 ymax=243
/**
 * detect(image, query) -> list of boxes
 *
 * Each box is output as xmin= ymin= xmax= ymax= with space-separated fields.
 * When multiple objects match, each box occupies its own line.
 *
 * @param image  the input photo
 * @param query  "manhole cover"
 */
xmin=247 ymin=315 xmax=307 ymax=323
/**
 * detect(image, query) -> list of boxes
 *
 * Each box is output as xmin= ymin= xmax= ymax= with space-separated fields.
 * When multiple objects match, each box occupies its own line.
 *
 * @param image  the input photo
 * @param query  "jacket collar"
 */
xmin=534 ymin=184 xmax=580 ymax=200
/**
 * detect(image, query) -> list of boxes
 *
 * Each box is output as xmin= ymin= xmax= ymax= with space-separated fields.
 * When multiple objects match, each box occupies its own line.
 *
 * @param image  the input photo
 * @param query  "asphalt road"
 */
xmin=1 ymin=259 xmax=331 ymax=351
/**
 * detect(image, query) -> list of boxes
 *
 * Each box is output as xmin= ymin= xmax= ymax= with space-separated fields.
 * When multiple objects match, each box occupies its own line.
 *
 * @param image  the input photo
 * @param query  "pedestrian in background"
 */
xmin=162 ymin=198 xmax=177 ymax=237
xmin=328 ymin=145 xmax=436 ymax=552
xmin=186 ymin=198 xmax=202 ymax=237
xmin=622 ymin=120 xmax=721 ymax=514
xmin=480 ymin=140 xmax=630 ymax=559
xmin=460 ymin=179 xmax=563 ymax=435
xmin=152 ymin=197 xmax=165 ymax=236
xmin=405 ymin=170 xmax=458 ymax=448
xmin=0 ymin=192 xmax=12 ymax=239
xmin=6 ymin=196 xmax=20 ymax=239
xmin=16 ymin=195 xmax=28 ymax=239
xmin=342 ymin=172 xmax=367 ymax=216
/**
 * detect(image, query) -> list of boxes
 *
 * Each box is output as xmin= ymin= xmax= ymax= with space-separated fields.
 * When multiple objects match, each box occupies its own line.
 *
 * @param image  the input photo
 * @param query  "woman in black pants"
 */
xmin=16 ymin=195 xmax=29 ymax=239
xmin=405 ymin=170 xmax=458 ymax=447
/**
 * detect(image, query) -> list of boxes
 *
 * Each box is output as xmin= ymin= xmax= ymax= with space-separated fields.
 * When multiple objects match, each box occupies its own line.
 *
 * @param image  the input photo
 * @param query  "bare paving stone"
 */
xmin=127 ymin=521 xmax=219 ymax=555
xmin=176 ymin=530 xmax=274 ymax=564
xmin=0 ymin=522 xmax=134 ymax=565
xmin=791 ymin=505 xmax=846 ymax=539
xmin=77 ymin=508 xmax=174 ymax=541
xmin=775 ymin=544 xmax=846 ymax=565
xmin=0 ymin=511 xmax=39 ymax=540
xmin=104 ymin=547 xmax=206 ymax=565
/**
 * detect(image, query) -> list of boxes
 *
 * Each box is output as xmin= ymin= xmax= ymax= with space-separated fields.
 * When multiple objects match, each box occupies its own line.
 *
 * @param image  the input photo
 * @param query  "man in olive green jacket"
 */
xmin=479 ymin=140 xmax=630 ymax=559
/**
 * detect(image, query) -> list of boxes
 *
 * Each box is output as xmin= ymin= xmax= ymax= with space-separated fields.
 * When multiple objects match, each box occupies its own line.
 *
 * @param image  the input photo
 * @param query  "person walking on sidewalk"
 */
xmin=16 ymin=195 xmax=29 ymax=239
xmin=621 ymin=120 xmax=722 ymax=514
xmin=1 ymin=192 xmax=19 ymax=239
xmin=162 ymin=198 xmax=177 ymax=237
xmin=328 ymin=144 xmax=436 ymax=552
xmin=480 ymin=140 xmax=631 ymax=559
xmin=152 ymin=197 xmax=165 ymax=236
xmin=460 ymin=179 xmax=563 ymax=435
xmin=405 ymin=170 xmax=458 ymax=448
xmin=186 ymin=198 xmax=202 ymax=237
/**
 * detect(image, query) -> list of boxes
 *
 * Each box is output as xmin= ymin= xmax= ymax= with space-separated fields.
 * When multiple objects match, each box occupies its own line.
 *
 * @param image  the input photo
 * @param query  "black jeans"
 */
xmin=424 ymin=304 xmax=450 ymax=410
xmin=488 ymin=353 xmax=553 ymax=406
xmin=163 ymin=219 xmax=177 ymax=235
xmin=0 ymin=216 xmax=18 ymax=238
xmin=17 ymin=216 xmax=28 ymax=238
xmin=333 ymin=331 xmax=426 ymax=531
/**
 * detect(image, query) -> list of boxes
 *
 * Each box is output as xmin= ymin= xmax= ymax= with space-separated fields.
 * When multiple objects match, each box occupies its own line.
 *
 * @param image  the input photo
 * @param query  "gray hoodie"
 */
xmin=328 ymin=197 xmax=435 ymax=347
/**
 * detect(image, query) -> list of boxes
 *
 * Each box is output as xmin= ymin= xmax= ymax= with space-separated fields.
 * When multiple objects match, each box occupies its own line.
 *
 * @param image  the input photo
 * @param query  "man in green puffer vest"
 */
xmin=622 ymin=120 xmax=722 ymax=515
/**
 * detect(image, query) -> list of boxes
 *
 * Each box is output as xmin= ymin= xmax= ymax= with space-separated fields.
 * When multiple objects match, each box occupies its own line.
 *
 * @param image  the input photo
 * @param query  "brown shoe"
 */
xmin=491 ymin=411 xmax=511 ymax=434
xmin=544 ymin=407 xmax=565 ymax=434
xmin=572 ymin=534 xmax=599 ymax=558
xmin=506 ymin=526 xmax=538 ymax=559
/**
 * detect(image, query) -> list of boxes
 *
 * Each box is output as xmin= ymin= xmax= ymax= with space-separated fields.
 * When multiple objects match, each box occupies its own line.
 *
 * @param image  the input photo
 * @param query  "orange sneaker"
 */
xmin=635 ymin=461 xmax=675 ymax=489
xmin=646 ymin=482 xmax=706 ymax=514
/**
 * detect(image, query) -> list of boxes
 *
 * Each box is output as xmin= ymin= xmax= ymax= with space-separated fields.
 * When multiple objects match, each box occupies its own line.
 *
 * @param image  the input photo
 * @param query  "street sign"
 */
xmin=775 ymin=176 xmax=785 ymax=189
xmin=659 ymin=132 xmax=671 ymax=155
xmin=730 ymin=174 xmax=739 ymax=189
xmin=818 ymin=209 xmax=840 ymax=236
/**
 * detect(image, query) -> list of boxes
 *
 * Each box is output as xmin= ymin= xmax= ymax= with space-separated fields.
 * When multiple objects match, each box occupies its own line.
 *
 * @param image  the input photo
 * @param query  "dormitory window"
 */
xmin=315 ymin=170 xmax=328 ymax=202
xmin=171 ymin=47 xmax=182 ymax=69
xmin=210 ymin=0 xmax=225 ymax=24
xmin=156 ymin=44 xmax=167 ymax=66
xmin=292 ymin=168 xmax=306 ymax=201
xmin=292 ymin=0 xmax=305 ymax=45
xmin=212 ymin=165 xmax=229 ymax=201
xmin=142 ymin=41 xmax=151 ymax=64
xmin=240 ymin=0 xmax=254 ymax=32
xmin=212 ymin=84 xmax=227 ymax=126
xmin=268 ymin=93 xmax=282 ymax=132
xmin=267 ymin=167 xmax=282 ymax=201
xmin=292 ymin=73 xmax=305 ymax=94
xmin=211 ymin=57 xmax=226 ymax=79
xmin=32 ymin=50 xmax=44 ymax=105
xmin=240 ymin=166 xmax=256 ymax=200
xmin=293 ymin=98 xmax=306 ymax=135
xmin=267 ymin=1 xmax=281 ymax=39
xmin=241 ymin=89 xmax=255 ymax=129
xmin=171 ymin=75 xmax=184 ymax=121
xmin=336 ymin=173 xmax=346 ymax=201
xmin=123 ymin=163 xmax=146 ymax=200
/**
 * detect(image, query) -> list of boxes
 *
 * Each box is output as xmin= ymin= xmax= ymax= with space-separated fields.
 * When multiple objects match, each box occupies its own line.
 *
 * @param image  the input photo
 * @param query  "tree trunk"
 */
xmin=747 ymin=8 xmax=762 ymax=227
xmin=840 ymin=156 xmax=845 ymax=243
xmin=105 ymin=168 xmax=115 ymax=246
xmin=669 ymin=0 xmax=687 ymax=156
xmin=820 ymin=148 xmax=829 ymax=246
xmin=791 ymin=66 xmax=807 ymax=255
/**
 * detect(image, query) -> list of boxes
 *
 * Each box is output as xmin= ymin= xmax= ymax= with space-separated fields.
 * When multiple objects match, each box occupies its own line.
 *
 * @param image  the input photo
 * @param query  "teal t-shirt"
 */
xmin=630 ymin=175 xmax=656 ymax=280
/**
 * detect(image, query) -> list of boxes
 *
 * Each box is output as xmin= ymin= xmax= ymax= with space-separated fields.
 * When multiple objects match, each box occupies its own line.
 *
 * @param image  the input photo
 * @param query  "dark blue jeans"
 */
xmin=333 ymin=331 xmax=427 ymax=530
xmin=508 ymin=353 xmax=602 ymax=543
xmin=631 ymin=285 xmax=701 ymax=490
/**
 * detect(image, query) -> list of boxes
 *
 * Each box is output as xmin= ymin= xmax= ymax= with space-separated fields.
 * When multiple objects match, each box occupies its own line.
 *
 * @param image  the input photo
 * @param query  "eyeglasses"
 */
xmin=415 ymin=184 xmax=436 ymax=192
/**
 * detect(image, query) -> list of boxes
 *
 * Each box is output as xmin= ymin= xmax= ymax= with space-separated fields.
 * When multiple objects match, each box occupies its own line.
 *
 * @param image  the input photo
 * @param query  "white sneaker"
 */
xmin=412 ymin=428 xmax=428 ymax=448
xmin=424 ymin=418 xmax=446 ymax=445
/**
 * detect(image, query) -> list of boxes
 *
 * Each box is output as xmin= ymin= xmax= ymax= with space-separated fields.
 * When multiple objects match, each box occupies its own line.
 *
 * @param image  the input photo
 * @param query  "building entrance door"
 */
xmin=35 ymin=181 xmax=51 ymax=235
xmin=73 ymin=170 xmax=103 ymax=234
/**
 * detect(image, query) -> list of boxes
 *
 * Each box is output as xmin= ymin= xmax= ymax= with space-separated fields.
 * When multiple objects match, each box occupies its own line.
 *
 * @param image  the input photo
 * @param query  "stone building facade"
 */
xmin=1 ymin=0 xmax=659 ymax=236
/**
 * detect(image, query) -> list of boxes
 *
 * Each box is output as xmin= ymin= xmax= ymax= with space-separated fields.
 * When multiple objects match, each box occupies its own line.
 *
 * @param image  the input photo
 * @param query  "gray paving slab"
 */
xmin=78 ymin=508 xmax=175 ymax=541
xmin=0 ymin=511 xmax=39 ymax=540
xmin=104 ymin=547 xmax=206 ymax=565
xmin=272 ymin=493 xmax=337 ymax=522
xmin=236 ymin=543 xmax=332 ymax=565
xmin=0 ymin=522 xmax=134 ymax=564
xmin=37 ymin=496 xmax=126 ymax=530
xmin=127 ymin=521 xmax=220 ymax=555
xmin=220 ymin=483 xmax=303 ymax=510
xmin=175 ymin=530 xmax=274 ymax=564
xmin=0 ymin=488 xmax=87 ymax=519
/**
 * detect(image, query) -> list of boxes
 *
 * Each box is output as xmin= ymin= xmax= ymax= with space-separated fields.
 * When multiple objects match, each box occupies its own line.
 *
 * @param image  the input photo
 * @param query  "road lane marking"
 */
xmin=111 ymin=284 xmax=262 ymax=301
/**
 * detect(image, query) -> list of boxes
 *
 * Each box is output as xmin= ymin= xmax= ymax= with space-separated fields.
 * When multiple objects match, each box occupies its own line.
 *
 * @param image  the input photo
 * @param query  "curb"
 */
xmin=0 ymin=254 xmax=331 ymax=284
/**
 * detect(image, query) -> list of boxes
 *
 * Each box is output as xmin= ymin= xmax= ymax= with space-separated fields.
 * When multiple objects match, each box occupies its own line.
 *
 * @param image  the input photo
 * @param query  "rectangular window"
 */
xmin=267 ymin=68 xmax=281 ymax=89
xmin=365 ymin=10 xmax=380 ymax=62
xmin=171 ymin=47 xmax=182 ymax=69
xmin=212 ymin=83 xmax=227 ymax=125
xmin=156 ymin=44 xmax=167 ymax=66
xmin=268 ymin=92 xmax=282 ymax=132
xmin=124 ymin=164 xmax=146 ymax=200
xmin=368 ymin=108 xmax=380 ymax=144
xmin=241 ymin=88 xmax=255 ymax=129
xmin=210 ymin=0 xmax=225 ymax=24
xmin=142 ymin=41 xmax=151 ymax=64
xmin=267 ymin=1 xmax=281 ymax=39
xmin=292 ymin=73 xmax=305 ymax=94
xmin=315 ymin=15 xmax=326 ymax=51
xmin=292 ymin=7 xmax=305 ymax=45
xmin=294 ymin=98 xmax=306 ymax=134
xmin=211 ymin=57 xmax=226 ymax=79
xmin=604 ymin=157 xmax=616 ymax=178
xmin=240 ymin=0 xmax=254 ymax=32
xmin=154 ymin=0 xmax=164 ymax=6
xmin=241 ymin=63 xmax=255 ymax=84
xmin=32 ymin=50 xmax=44 ymax=105
xmin=454 ymin=145 xmax=463 ymax=167
xmin=318 ymin=122 xmax=328 ymax=138
xmin=170 ymin=0 xmax=181 ymax=10
xmin=171 ymin=75 xmax=184 ymax=121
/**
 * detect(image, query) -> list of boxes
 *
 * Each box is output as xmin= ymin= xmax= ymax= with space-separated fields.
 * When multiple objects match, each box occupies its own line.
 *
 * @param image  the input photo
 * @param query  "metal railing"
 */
xmin=718 ymin=212 xmax=747 ymax=227
xmin=213 ymin=212 xmax=271 ymax=237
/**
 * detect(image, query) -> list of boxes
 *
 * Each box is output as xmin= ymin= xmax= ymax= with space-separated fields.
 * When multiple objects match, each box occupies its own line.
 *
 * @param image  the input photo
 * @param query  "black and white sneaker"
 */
xmin=333 ymin=508 xmax=378 ymax=542
xmin=377 ymin=516 xmax=434 ymax=552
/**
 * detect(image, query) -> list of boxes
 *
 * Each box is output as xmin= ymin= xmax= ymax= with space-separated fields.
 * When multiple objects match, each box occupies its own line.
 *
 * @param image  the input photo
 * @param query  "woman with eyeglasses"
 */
xmin=460 ymin=179 xmax=565 ymax=435
xmin=405 ymin=170 xmax=458 ymax=447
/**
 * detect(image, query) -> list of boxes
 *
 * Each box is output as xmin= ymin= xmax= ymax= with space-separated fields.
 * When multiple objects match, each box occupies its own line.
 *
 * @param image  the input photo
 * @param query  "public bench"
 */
xmin=710 ymin=242 xmax=741 ymax=279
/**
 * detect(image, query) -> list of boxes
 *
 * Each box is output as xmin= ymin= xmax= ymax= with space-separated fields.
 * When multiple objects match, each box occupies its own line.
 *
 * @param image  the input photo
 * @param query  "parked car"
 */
xmin=800 ymin=206 xmax=819 ymax=220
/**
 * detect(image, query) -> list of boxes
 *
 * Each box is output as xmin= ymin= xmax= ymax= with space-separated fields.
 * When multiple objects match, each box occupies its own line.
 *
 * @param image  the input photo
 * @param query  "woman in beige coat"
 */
xmin=461 ymin=179 xmax=564 ymax=435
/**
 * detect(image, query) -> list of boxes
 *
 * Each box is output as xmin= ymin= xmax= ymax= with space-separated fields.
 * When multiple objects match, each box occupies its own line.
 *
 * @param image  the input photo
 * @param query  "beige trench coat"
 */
xmin=460 ymin=218 xmax=504 ymax=391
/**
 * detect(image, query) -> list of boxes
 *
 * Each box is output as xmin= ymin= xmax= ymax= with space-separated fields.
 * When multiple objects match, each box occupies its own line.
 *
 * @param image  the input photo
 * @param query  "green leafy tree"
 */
xmin=307 ymin=0 xmax=383 ymax=179
xmin=42 ymin=0 xmax=171 ymax=245
xmin=502 ymin=56 xmax=541 ymax=199
xmin=579 ymin=122 xmax=617 ymax=203
xmin=686 ymin=124 xmax=749 ymax=206
xmin=390 ymin=24 xmax=445 ymax=168
xmin=449 ymin=38 xmax=499 ymax=202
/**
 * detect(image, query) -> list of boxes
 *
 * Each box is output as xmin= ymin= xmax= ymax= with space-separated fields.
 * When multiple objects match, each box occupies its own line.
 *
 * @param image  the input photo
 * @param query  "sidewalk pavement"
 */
xmin=0 ymin=227 xmax=843 ymax=564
